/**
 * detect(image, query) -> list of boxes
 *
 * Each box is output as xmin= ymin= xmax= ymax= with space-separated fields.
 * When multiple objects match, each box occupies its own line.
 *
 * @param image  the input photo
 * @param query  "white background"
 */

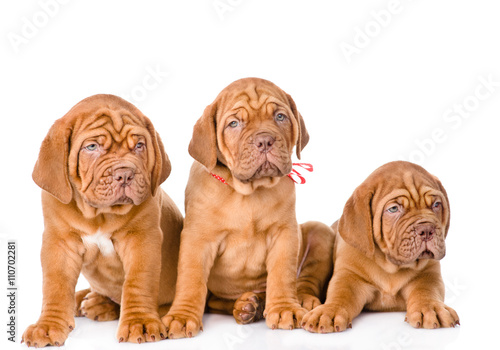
xmin=1 ymin=1 xmax=499 ymax=349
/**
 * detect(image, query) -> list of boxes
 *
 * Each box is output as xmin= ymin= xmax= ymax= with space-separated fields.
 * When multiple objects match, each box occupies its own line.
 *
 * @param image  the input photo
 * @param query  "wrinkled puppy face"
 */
xmin=73 ymin=113 xmax=154 ymax=208
xmin=378 ymin=177 xmax=449 ymax=265
xmin=218 ymin=85 xmax=295 ymax=182
xmin=32 ymin=94 xmax=170 ymax=211
xmin=339 ymin=161 xmax=450 ymax=266
xmin=188 ymin=78 xmax=309 ymax=186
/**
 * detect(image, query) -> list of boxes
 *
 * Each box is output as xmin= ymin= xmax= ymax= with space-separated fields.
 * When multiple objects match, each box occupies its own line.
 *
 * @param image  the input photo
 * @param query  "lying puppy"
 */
xmin=22 ymin=95 xmax=183 ymax=346
xmin=302 ymin=161 xmax=460 ymax=333
xmin=162 ymin=78 xmax=334 ymax=338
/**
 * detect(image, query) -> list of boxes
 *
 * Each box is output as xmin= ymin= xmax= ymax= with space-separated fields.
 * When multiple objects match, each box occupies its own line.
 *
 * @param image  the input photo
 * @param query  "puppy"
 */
xmin=302 ymin=161 xmax=460 ymax=332
xmin=22 ymin=95 xmax=183 ymax=346
xmin=162 ymin=78 xmax=334 ymax=338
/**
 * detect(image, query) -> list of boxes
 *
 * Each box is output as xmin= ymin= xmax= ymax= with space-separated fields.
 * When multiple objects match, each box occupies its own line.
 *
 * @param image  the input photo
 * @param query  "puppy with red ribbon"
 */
xmin=162 ymin=78 xmax=333 ymax=338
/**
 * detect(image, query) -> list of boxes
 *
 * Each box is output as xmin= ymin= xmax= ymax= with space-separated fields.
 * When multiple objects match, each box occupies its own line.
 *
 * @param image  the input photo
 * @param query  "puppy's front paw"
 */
xmin=264 ymin=303 xmax=306 ymax=330
xmin=116 ymin=314 xmax=166 ymax=343
xmin=22 ymin=318 xmax=74 ymax=347
xmin=406 ymin=301 xmax=459 ymax=329
xmin=233 ymin=292 xmax=265 ymax=324
xmin=298 ymin=293 xmax=321 ymax=311
xmin=161 ymin=312 xmax=203 ymax=339
xmin=301 ymin=304 xmax=352 ymax=333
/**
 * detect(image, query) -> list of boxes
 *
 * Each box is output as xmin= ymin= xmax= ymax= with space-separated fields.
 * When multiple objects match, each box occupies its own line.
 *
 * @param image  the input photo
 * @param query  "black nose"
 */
xmin=415 ymin=223 xmax=435 ymax=242
xmin=254 ymin=133 xmax=275 ymax=153
xmin=114 ymin=167 xmax=135 ymax=185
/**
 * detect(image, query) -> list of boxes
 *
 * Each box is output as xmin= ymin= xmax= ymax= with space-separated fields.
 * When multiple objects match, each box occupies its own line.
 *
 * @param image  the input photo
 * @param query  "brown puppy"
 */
xmin=302 ymin=161 xmax=460 ymax=333
xmin=162 ymin=78 xmax=334 ymax=338
xmin=22 ymin=95 xmax=183 ymax=347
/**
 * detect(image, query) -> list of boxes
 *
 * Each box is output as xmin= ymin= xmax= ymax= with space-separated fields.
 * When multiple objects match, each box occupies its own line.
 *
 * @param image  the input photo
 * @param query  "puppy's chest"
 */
xmin=81 ymin=229 xmax=117 ymax=260
xmin=216 ymin=229 xmax=268 ymax=274
xmin=366 ymin=273 xmax=413 ymax=311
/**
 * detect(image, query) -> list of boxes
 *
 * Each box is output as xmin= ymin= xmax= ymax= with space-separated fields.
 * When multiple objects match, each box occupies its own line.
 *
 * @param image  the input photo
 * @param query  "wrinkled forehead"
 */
xmin=374 ymin=170 xmax=444 ymax=209
xmin=72 ymin=106 xmax=147 ymax=144
xmin=217 ymin=80 xmax=289 ymax=118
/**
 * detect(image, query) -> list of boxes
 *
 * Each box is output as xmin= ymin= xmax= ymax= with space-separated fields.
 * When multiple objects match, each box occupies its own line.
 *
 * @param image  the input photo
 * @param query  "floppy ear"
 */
xmin=338 ymin=185 xmax=376 ymax=257
xmin=286 ymin=93 xmax=309 ymax=159
xmin=433 ymin=175 xmax=451 ymax=237
xmin=32 ymin=119 xmax=73 ymax=204
xmin=188 ymin=102 xmax=218 ymax=171
xmin=147 ymin=121 xmax=171 ymax=196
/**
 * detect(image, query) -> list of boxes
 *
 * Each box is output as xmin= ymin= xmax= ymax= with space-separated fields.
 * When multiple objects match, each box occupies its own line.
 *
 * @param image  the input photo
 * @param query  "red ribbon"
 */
xmin=287 ymin=163 xmax=313 ymax=184
xmin=210 ymin=172 xmax=229 ymax=185
xmin=211 ymin=162 xmax=313 ymax=186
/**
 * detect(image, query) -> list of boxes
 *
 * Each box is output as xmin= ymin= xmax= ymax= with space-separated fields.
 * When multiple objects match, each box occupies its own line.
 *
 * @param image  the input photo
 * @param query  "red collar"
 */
xmin=209 ymin=172 xmax=230 ymax=185
xmin=210 ymin=163 xmax=313 ymax=186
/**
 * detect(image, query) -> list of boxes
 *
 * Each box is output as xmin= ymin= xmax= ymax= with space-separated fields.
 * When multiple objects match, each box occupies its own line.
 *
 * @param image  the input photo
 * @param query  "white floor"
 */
xmin=31 ymin=312 xmax=462 ymax=350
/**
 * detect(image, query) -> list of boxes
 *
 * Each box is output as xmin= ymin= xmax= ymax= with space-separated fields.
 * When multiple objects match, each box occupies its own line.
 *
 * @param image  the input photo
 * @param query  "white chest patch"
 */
xmin=82 ymin=230 xmax=116 ymax=257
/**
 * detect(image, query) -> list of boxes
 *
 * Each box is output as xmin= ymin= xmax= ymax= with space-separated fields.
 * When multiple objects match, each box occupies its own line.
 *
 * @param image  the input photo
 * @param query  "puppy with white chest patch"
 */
xmin=302 ymin=161 xmax=460 ymax=333
xmin=22 ymin=95 xmax=183 ymax=347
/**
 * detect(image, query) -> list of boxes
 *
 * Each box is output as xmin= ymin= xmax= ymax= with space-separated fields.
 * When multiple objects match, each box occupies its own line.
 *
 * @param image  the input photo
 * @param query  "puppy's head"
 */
xmin=338 ymin=161 xmax=450 ymax=265
xmin=33 ymin=94 xmax=170 ymax=212
xmin=188 ymin=78 xmax=308 ymax=184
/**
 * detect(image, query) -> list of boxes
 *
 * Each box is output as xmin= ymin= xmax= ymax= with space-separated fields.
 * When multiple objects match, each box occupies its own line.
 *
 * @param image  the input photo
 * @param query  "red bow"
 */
xmin=287 ymin=163 xmax=313 ymax=184
xmin=211 ymin=162 xmax=313 ymax=186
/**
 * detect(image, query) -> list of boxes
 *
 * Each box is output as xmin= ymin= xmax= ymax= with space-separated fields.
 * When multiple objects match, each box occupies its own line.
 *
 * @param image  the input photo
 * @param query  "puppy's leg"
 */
xmin=402 ymin=263 xmax=460 ymax=329
xmin=77 ymin=290 xmax=120 ymax=321
xmin=162 ymin=228 xmax=218 ymax=339
xmin=75 ymin=288 xmax=91 ymax=316
xmin=158 ymin=304 xmax=172 ymax=318
xmin=264 ymin=224 xmax=308 ymax=330
xmin=113 ymin=230 xmax=166 ymax=344
xmin=297 ymin=222 xmax=334 ymax=310
xmin=22 ymin=232 xmax=83 ymax=347
xmin=302 ymin=270 xmax=374 ymax=333
xmin=206 ymin=293 xmax=235 ymax=315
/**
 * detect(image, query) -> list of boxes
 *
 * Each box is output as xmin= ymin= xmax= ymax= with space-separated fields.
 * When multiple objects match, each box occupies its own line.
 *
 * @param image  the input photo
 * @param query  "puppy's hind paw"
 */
xmin=233 ymin=292 xmax=265 ymax=324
